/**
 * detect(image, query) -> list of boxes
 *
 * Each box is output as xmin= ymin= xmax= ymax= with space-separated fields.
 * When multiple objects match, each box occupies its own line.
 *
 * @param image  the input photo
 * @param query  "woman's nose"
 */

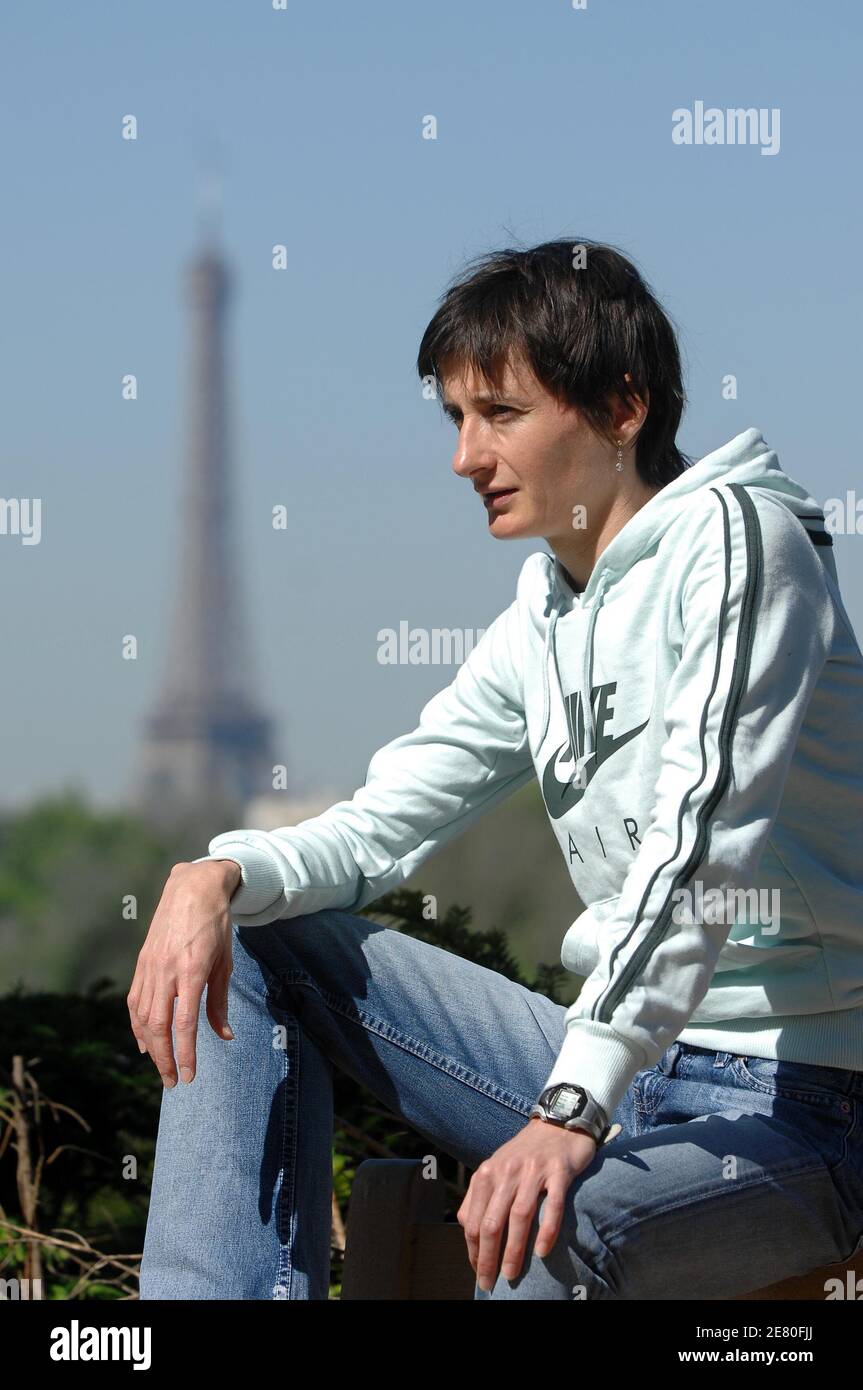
xmin=451 ymin=418 xmax=489 ymax=479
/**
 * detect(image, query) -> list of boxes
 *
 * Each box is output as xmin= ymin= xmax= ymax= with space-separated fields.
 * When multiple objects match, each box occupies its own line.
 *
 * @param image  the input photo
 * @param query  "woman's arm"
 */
xmin=192 ymin=590 xmax=535 ymax=924
xmin=129 ymin=580 xmax=535 ymax=1086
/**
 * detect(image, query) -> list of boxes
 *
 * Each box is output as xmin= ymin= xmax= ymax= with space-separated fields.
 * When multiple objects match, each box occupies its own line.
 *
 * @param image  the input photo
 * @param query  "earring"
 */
xmin=615 ymin=440 xmax=624 ymax=471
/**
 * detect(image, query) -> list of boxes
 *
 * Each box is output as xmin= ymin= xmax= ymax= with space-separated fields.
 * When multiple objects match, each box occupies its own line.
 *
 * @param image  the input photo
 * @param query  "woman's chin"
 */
xmin=487 ymin=511 xmax=530 ymax=538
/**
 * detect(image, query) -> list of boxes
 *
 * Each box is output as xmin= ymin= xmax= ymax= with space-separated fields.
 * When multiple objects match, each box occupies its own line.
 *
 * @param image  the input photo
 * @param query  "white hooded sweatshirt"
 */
xmin=194 ymin=427 xmax=863 ymax=1120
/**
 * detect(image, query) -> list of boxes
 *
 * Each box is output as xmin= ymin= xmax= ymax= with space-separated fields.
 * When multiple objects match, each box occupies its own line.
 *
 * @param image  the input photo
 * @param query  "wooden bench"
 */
xmin=340 ymin=1158 xmax=862 ymax=1301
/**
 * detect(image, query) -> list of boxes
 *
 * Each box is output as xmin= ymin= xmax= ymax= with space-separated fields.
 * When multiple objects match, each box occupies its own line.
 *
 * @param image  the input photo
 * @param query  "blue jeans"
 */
xmin=138 ymin=909 xmax=863 ymax=1300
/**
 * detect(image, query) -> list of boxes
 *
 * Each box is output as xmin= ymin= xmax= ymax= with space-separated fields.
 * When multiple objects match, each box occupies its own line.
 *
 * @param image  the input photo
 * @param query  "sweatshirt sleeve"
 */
xmin=540 ymin=484 xmax=836 ymax=1122
xmin=191 ymin=589 xmax=534 ymax=926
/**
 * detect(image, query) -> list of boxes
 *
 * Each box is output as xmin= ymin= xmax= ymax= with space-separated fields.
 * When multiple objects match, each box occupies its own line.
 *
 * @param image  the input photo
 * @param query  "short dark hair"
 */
xmin=416 ymin=237 xmax=693 ymax=488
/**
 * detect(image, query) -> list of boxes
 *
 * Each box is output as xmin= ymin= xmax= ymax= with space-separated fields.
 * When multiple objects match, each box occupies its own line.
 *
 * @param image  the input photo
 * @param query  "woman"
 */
xmin=132 ymin=239 xmax=863 ymax=1300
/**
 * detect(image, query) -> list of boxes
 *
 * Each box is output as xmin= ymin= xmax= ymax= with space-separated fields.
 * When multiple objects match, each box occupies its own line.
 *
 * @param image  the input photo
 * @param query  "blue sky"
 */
xmin=1 ymin=0 xmax=860 ymax=808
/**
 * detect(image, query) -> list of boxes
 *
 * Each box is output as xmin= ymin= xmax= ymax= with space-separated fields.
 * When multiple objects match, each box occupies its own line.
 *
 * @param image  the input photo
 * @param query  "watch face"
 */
xmin=550 ymin=1085 xmax=586 ymax=1120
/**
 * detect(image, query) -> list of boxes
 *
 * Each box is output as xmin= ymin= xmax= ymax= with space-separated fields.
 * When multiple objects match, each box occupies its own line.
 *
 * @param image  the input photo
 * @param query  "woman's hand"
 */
xmin=127 ymin=859 xmax=242 ymax=1088
xmin=457 ymin=1117 xmax=602 ymax=1292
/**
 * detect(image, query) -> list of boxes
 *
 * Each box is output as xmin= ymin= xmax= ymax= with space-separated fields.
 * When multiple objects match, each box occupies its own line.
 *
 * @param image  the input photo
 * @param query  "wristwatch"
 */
xmin=529 ymin=1083 xmax=613 ymax=1145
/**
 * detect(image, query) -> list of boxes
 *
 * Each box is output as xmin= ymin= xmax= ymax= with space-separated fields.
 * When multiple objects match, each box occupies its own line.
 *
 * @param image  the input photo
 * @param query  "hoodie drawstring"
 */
xmin=541 ymin=566 xmax=612 ymax=788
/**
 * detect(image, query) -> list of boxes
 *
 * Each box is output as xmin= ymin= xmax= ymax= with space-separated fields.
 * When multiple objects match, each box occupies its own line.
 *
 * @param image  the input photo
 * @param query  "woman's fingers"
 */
xmin=499 ymin=1185 xmax=545 ymax=1280
xmin=172 ymin=975 xmax=209 ymax=1083
xmin=531 ymin=1180 xmax=567 ymax=1260
xmin=458 ymin=1158 xmax=532 ymax=1288
xmin=126 ymin=984 xmax=148 ymax=1054
xmin=204 ymin=949 xmax=234 ymax=1042
xmin=127 ymin=972 xmax=159 ymax=1064
xmin=475 ymin=1190 xmax=519 ymax=1291
xmin=458 ymin=1125 xmax=597 ymax=1292
xmin=456 ymin=1172 xmax=484 ymax=1272
xmin=144 ymin=984 xmax=182 ymax=1087
xmin=126 ymin=862 xmax=239 ymax=1083
xmin=131 ymin=971 xmax=208 ymax=1086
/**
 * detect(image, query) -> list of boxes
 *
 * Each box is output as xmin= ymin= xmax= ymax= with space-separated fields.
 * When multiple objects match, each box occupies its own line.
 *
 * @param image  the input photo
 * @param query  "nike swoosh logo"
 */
xmin=542 ymin=713 xmax=649 ymax=820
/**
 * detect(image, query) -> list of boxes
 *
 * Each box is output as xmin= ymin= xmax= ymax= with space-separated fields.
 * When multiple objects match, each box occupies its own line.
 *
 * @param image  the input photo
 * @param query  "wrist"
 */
xmin=210 ymin=857 xmax=243 ymax=894
xmin=176 ymin=857 xmax=243 ymax=895
xmin=528 ymin=1113 xmax=597 ymax=1144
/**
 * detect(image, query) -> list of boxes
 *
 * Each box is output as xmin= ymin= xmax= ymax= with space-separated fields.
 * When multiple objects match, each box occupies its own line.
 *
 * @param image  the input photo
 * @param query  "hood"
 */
xmin=541 ymin=426 xmax=829 ymax=789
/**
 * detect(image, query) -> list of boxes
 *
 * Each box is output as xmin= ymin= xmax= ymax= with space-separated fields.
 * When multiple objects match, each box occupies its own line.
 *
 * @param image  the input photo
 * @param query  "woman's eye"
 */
xmin=446 ymin=405 xmax=514 ymax=426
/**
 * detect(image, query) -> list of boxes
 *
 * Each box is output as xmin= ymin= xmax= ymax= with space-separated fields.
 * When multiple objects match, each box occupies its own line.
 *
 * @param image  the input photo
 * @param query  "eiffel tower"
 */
xmin=133 ymin=194 xmax=276 ymax=830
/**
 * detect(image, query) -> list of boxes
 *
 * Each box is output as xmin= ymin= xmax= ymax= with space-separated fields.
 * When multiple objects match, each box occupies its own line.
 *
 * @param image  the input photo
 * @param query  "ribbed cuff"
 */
xmin=540 ymin=1019 xmax=646 ymax=1122
xmin=190 ymin=843 xmax=286 ymax=918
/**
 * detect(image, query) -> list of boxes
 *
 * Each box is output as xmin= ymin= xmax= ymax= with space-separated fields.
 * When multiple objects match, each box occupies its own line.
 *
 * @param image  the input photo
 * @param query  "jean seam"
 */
xmin=637 ymin=1073 xmax=669 ymax=1121
xmin=278 ymin=968 xmax=536 ymax=1116
xmin=832 ymin=1096 xmax=861 ymax=1175
xmin=271 ymin=1008 xmax=298 ymax=1300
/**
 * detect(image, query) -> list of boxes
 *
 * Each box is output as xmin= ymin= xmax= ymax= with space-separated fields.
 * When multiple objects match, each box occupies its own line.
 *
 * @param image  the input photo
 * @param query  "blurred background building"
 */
xmin=133 ymin=234 xmax=274 ymax=826
xmin=131 ymin=212 xmax=332 ymax=835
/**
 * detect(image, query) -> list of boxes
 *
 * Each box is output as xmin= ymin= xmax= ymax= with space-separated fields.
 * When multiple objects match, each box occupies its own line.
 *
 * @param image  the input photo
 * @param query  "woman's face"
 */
xmin=439 ymin=352 xmax=636 ymax=551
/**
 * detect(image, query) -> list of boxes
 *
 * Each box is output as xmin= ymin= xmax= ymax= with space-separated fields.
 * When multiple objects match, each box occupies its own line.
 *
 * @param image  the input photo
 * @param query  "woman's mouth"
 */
xmin=483 ymin=488 xmax=518 ymax=511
